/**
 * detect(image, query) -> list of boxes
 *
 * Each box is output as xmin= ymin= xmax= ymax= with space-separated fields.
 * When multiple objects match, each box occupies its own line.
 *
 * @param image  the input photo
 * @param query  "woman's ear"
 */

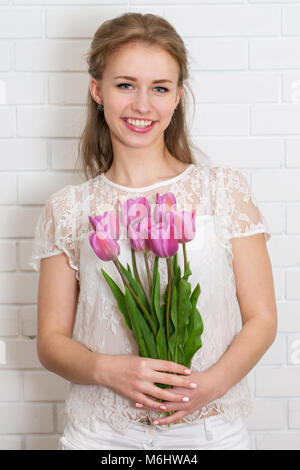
xmin=89 ymin=77 xmax=102 ymax=104
xmin=176 ymin=86 xmax=183 ymax=107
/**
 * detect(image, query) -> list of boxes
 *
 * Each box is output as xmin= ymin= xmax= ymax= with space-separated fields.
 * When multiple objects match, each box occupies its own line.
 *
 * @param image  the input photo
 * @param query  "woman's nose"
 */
xmin=132 ymin=93 xmax=152 ymax=113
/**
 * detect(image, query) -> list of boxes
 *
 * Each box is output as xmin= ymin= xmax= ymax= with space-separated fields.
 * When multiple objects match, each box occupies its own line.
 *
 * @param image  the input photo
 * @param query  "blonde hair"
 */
xmin=76 ymin=12 xmax=211 ymax=181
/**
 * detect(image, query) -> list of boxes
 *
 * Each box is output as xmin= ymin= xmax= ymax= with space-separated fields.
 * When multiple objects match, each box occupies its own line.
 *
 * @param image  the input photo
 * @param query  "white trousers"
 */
xmin=57 ymin=414 xmax=251 ymax=450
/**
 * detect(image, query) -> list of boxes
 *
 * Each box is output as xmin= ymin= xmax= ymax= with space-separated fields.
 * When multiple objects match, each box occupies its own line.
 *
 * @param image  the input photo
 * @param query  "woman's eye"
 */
xmin=155 ymin=86 xmax=168 ymax=93
xmin=117 ymin=83 xmax=132 ymax=90
xmin=117 ymin=83 xmax=168 ymax=93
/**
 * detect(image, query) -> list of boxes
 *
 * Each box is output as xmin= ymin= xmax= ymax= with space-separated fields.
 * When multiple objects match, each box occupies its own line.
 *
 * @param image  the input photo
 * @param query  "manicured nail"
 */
xmin=182 ymin=396 xmax=190 ymax=402
xmin=160 ymin=405 xmax=166 ymax=410
xmin=136 ymin=403 xmax=143 ymax=408
xmin=190 ymin=383 xmax=197 ymax=389
xmin=184 ymin=369 xmax=191 ymax=374
xmin=153 ymin=420 xmax=159 ymax=425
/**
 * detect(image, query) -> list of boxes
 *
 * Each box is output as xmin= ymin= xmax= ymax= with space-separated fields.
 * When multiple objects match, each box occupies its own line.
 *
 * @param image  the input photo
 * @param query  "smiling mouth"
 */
xmin=122 ymin=118 xmax=155 ymax=128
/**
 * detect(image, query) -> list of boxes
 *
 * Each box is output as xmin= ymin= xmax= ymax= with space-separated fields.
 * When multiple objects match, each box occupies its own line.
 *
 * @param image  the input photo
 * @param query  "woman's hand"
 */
xmin=101 ymin=354 xmax=199 ymax=414
xmin=135 ymin=369 xmax=225 ymax=425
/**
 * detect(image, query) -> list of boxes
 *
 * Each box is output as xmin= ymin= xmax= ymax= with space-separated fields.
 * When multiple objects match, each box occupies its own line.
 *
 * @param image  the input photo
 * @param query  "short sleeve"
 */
xmin=28 ymin=184 xmax=79 ymax=281
xmin=211 ymin=166 xmax=271 ymax=257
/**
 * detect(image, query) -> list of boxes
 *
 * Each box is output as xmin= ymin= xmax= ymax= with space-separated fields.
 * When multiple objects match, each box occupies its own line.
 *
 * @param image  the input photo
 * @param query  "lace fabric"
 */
xmin=29 ymin=163 xmax=271 ymax=436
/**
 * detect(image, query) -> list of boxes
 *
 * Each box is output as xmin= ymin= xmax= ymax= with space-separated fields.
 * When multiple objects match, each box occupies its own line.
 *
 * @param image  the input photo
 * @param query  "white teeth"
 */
xmin=125 ymin=118 xmax=153 ymax=128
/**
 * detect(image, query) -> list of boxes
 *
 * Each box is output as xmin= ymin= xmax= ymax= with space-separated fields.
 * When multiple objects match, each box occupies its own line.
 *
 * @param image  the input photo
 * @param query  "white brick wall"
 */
xmin=0 ymin=0 xmax=299 ymax=451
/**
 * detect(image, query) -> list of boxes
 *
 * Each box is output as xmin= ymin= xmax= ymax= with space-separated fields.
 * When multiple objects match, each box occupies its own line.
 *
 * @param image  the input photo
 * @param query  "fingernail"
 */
xmin=190 ymin=383 xmax=197 ymax=389
xmin=153 ymin=420 xmax=159 ymax=425
xmin=182 ymin=396 xmax=190 ymax=402
xmin=184 ymin=369 xmax=191 ymax=374
xmin=136 ymin=403 xmax=143 ymax=408
xmin=160 ymin=405 xmax=166 ymax=410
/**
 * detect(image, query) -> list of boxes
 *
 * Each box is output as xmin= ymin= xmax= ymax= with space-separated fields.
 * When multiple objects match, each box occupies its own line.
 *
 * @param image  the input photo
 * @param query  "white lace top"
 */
xmin=29 ymin=162 xmax=271 ymax=436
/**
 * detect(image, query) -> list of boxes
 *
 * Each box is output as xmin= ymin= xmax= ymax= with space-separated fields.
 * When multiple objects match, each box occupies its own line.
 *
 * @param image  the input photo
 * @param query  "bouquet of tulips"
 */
xmin=88 ymin=192 xmax=204 ymax=425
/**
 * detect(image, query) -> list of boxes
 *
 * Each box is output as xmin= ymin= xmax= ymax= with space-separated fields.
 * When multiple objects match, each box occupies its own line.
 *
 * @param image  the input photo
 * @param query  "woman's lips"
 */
xmin=122 ymin=118 xmax=156 ymax=133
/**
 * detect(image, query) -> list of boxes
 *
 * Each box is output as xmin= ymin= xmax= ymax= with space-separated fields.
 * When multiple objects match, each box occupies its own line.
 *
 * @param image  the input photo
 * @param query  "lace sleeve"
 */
xmin=28 ymin=184 xmax=79 ymax=278
xmin=211 ymin=166 xmax=271 ymax=257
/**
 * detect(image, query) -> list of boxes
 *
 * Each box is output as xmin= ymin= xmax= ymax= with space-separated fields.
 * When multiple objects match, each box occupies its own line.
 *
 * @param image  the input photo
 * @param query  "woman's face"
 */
xmin=90 ymin=42 xmax=182 ymax=148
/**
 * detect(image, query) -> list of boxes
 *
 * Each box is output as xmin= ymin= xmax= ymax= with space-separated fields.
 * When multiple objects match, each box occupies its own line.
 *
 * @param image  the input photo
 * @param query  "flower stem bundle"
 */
xmin=89 ymin=192 xmax=204 ymax=426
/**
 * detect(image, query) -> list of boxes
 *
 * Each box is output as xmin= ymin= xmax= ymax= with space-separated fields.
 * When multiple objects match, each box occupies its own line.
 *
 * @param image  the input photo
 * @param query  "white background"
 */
xmin=0 ymin=0 xmax=300 ymax=451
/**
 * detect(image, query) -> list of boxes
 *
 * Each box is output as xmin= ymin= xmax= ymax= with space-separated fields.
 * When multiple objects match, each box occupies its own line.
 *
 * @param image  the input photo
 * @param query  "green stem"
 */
xmin=165 ymin=257 xmax=174 ymax=361
xmin=131 ymin=245 xmax=140 ymax=283
xmin=143 ymin=251 xmax=152 ymax=297
xmin=131 ymin=246 xmax=149 ymax=305
xmin=113 ymin=257 xmax=157 ymax=337
xmin=182 ymin=242 xmax=187 ymax=274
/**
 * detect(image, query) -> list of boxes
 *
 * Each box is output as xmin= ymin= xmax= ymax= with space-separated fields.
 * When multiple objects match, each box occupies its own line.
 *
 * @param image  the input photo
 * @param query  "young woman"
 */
xmin=30 ymin=13 xmax=277 ymax=450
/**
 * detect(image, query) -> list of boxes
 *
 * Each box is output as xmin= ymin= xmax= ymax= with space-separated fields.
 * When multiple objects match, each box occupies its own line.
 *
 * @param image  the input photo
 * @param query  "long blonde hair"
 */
xmin=76 ymin=12 xmax=211 ymax=181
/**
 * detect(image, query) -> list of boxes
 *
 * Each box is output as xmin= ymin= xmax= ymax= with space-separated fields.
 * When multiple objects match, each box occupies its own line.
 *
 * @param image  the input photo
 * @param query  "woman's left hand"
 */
xmin=135 ymin=369 xmax=224 ymax=426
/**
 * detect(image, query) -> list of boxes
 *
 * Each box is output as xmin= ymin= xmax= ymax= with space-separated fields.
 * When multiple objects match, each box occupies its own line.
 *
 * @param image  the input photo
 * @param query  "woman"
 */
xmin=30 ymin=13 xmax=277 ymax=450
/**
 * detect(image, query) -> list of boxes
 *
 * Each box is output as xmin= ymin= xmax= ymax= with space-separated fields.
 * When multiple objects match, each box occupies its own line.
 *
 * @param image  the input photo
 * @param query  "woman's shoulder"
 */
xmin=185 ymin=161 xmax=248 ymax=192
xmin=50 ymin=175 xmax=99 ymax=204
xmin=43 ymin=183 xmax=74 ymax=212
xmin=201 ymin=164 xmax=249 ymax=190
xmin=204 ymin=164 xmax=246 ymax=178
xmin=45 ymin=177 xmax=93 ymax=215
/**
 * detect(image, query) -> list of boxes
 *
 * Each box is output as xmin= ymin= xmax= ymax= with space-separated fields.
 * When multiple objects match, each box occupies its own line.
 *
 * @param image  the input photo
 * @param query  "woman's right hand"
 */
xmin=98 ymin=354 xmax=197 ymax=412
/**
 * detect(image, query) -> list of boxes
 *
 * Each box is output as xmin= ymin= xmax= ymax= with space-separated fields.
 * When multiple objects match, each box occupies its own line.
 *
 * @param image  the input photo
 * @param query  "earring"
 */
xmin=97 ymin=104 xmax=104 ymax=111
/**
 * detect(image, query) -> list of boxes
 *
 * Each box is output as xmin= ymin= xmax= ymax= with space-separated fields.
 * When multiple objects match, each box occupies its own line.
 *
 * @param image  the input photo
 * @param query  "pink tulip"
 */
xmin=148 ymin=213 xmax=178 ymax=258
xmin=128 ymin=216 xmax=151 ymax=252
xmin=118 ymin=197 xmax=150 ymax=233
xmin=88 ymin=214 xmax=101 ymax=232
xmin=89 ymin=211 xmax=119 ymax=240
xmin=89 ymin=231 xmax=120 ymax=261
xmin=153 ymin=193 xmax=177 ymax=225
xmin=88 ymin=210 xmax=120 ymax=261
xmin=173 ymin=209 xmax=196 ymax=243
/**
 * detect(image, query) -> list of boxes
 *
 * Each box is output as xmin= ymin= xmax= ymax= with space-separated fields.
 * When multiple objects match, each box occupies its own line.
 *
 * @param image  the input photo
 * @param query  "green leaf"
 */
xmin=168 ymin=332 xmax=176 ymax=362
xmin=183 ymin=261 xmax=192 ymax=281
xmin=172 ymin=253 xmax=178 ymax=274
xmin=124 ymin=286 xmax=158 ymax=358
xmin=138 ymin=315 xmax=159 ymax=360
xmin=183 ymin=307 xmax=203 ymax=367
xmin=170 ymin=284 xmax=178 ymax=330
xmin=124 ymin=287 xmax=148 ymax=357
xmin=177 ymin=278 xmax=192 ymax=333
xmin=126 ymin=263 xmax=132 ymax=276
xmin=101 ymin=269 xmax=132 ymax=330
xmin=174 ymin=264 xmax=181 ymax=286
xmin=162 ymin=282 xmax=169 ymax=304
xmin=124 ymin=286 xmax=158 ymax=359
xmin=156 ymin=325 xmax=168 ymax=360
xmin=179 ymin=327 xmax=189 ymax=352
xmin=154 ymin=269 xmax=164 ymax=326
xmin=168 ymin=284 xmax=178 ymax=361
xmin=183 ymin=283 xmax=204 ymax=367
xmin=152 ymin=256 xmax=159 ymax=285
xmin=176 ymin=278 xmax=192 ymax=364
xmin=150 ymin=257 xmax=160 ymax=331
xmin=119 ymin=260 xmax=150 ymax=312
xmin=191 ymin=282 xmax=201 ymax=307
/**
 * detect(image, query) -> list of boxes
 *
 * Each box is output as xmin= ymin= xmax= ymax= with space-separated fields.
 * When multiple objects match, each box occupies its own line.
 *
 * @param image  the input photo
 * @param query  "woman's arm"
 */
xmin=37 ymin=254 xmax=110 ymax=385
xmin=148 ymin=232 xmax=278 ymax=425
xmin=208 ymin=232 xmax=277 ymax=391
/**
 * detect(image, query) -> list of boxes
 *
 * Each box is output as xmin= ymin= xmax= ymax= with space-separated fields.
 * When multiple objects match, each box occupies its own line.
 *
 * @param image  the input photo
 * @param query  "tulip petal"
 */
xmin=89 ymin=230 xmax=120 ymax=261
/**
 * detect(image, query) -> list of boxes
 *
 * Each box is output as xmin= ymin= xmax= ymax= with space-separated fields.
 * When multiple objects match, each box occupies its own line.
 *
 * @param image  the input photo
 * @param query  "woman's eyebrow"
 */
xmin=113 ymin=75 xmax=173 ymax=84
